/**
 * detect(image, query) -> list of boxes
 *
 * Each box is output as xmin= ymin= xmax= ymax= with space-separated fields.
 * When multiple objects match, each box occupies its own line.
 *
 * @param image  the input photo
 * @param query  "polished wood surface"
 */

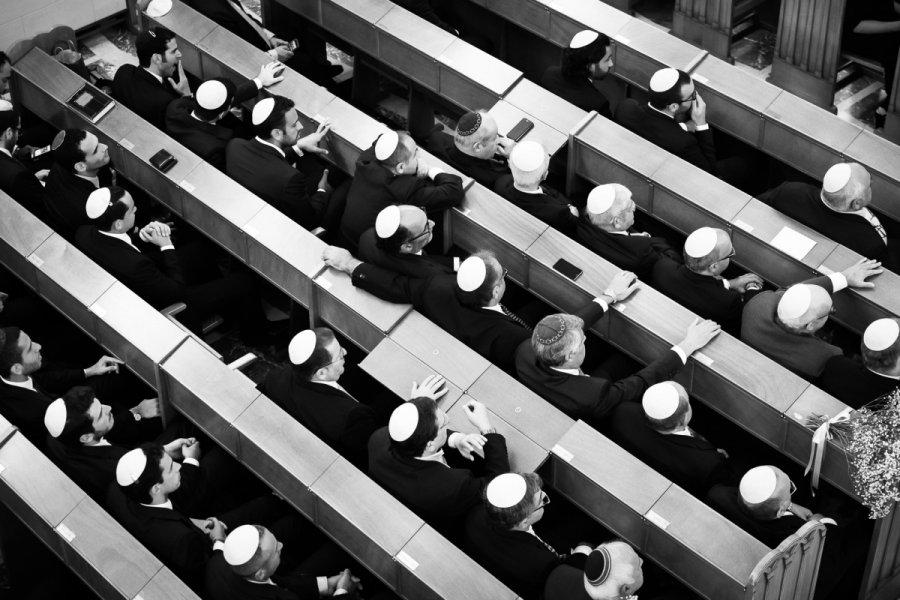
xmin=359 ymin=337 xmax=465 ymax=407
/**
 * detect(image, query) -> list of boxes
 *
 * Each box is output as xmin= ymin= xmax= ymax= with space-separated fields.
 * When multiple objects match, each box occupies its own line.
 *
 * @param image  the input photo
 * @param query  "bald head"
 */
xmin=585 ymin=541 xmax=644 ymax=600
xmin=739 ymin=466 xmax=792 ymax=520
xmin=375 ymin=205 xmax=433 ymax=254
xmin=776 ymin=284 xmax=832 ymax=335
xmin=642 ymin=381 xmax=691 ymax=432
xmin=454 ymin=110 xmax=501 ymax=159
xmin=684 ymin=228 xmax=733 ymax=275
xmin=586 ymin=184 xmax=634 ymax=232
xmin=821 ymin=162 xmax=871 ymax=212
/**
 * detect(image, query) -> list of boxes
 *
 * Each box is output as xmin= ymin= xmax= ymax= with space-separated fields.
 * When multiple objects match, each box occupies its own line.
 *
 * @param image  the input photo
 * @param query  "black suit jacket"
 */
xmin=759 ymin=181 xmax=898 ymax=270
xmin=607 ymin=403 xmax=734 ymax=496
xmin=45 ymin=438 xmax=127 ymax=501
xmin=43 ymin=165 xmax=113 ymax=240
xmin=539 ymin=66 xmax=612 ymax=118
xmin=707 ymin=485 xmax=804 ymax=548
xmin=351 ymin=263 xmax=530 ymax=374
xmin=259 ymin=369 xmax=378 ymax=468
xmin=576 ymin=218 xmax=678 ymax=279
xmin=819 ymin=355 xmax=897 ymax=409
xmin=111 ymin=64 xmax=179 ymax=131
xmin=426 ymin=130 xmax=508 ymax=189
xmin=357 ymin=227 xmax=455 ymax=278
xmin=465 ymin=504 xmax=585 ymax=599
xmin=0 ymin=151 xmax=47 ymax=220
xmin=340 ymin=144 xmax=464 ymax=243
xmin=205 ymin=551 xmax=318 ymax=600
xmin=393 ymin=0 xmax=457 ymax=32
xmin=165 ymin=80 xmax=258 ymax=171
xmin=226 ymin=138 xmax=328 ymax=229
xmin=367 ymin=427 xmax=509 ymax=525
xmin=0 ymin=368 xmax=87 ymax=446
xmin=76 ymin=226 xmax=187 ymax=309
xmin=615 ymin=99 xmax=717 ymax=175
xmin=494 ymin=176 xmax=578 ymax=238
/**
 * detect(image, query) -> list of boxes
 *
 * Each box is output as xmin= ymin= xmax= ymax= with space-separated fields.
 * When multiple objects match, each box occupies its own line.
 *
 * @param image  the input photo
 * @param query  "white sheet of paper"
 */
xmin=771 ymin=227 xmax=816 ymax=261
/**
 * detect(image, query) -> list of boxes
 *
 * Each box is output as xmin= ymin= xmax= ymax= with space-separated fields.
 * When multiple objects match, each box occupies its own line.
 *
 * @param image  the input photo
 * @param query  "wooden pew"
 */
xmin=671 ymin=0 xmax=766 ymax=62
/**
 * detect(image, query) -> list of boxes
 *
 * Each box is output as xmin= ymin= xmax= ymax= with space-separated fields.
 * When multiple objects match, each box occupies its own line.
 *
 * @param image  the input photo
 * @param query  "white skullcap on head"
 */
xmin=388 ymin=403 xmax=419 ymax=442
xmin=649 ymin=68 xmax=680 ymax=93
xmin=642 ymin=382 xmax=680 ymax=420
xmin=375 ymin=205 xmax=401 ymax=239
xmin=864 ymin=318 xmax=900 ymax=352
xmin=196 ymin=80 xmax=229 ymax=111
xmin=251 ymin=97 xmax=275 ymax=126
xmin=586 ymin=185 xmax=616 ymax=215
xmin=288 ymin=330 xmax=317 ymax=365
xmin=375 ymin=131 xmax=399 ymax=161
xmin=146 ymin=0 xmax=173 ymax=17
xmin=822 ymin=163 xmax=852 ymax=193
xmin=777 ymin=284 xmax=813 ymax=321
xmin=739 ymin=466 xmax=778 ymax=504
xmin=85 ymin=187 xmax=112 ymax=219
xmin=44 ymin=398 xmax=67 ymax=438
xmin=456 ymin=256 xmax=488 ymax=292
xmin=486 ymin=473 xmax=528 ymax=509
xmin=223 ymin=525 xmax=261 ymax=566
xmin=509 ymin=141 xmax=546 ymax=173
xmin=0 ymin=99 xmax=13 ymax=111
xmin=116 ymin=448 xmax=148 ymax=487
xmin=684 ymin=227 xmax=718 ymax=258
xmin=569 ymin=30 xmax=600 ymax=49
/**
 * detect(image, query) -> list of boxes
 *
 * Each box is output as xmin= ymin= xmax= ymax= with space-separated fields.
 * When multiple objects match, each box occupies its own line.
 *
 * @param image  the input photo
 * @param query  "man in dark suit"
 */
xmin=741 ymin=259 xmax=881 ymax=379
xmin=651 ymin=227 xmax=763 ymax=335
xmin=576 ymin=183 xmax=680 ymax=278
xmin=340 ymin=130 xmax=464 ymax=245
xmin=42 ymin=128 xmax=113 ymax=240
xmin=465 ymin=472 xmax=589 ymax=599
xmin=758 ymin=162 xmax=899 ymax=271
xmin=258 ymin=328 xmax=388 ymax=469
xmin=226 ymin=95 xmax=335 ymax=231
xmin=322 ymin=249 xmax=529 ymax=375
xmin=166 ymin=63 xmax=283 ymax=171
xmin=607 ymin=381 xmax=734 ymax=496
xmin=112 ymin=27 xmax=191 ymax=131
xmin=368 ymin=396 xmax=509 ymax=530
xmin=540 ymin=30 xmax=614 ymax=118
xmin=0 ymin=105 xmax=47 ymax=219
xmin=426 ymin=110 xmax=513 ymax=189
xmin=515 ymin=293 xmax=719 ymax=428
xmin=357 ymin=204 xmax=457 ymax=278
xmin=820 ymin=317 xmax=900 ymax=408
xmin=494 ymin=140 xmax=579 ymax=238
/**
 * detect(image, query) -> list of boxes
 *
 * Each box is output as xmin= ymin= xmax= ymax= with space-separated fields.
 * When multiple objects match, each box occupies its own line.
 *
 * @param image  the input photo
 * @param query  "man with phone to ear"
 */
xmin=426 ymin=110 xmax=515 ymax=189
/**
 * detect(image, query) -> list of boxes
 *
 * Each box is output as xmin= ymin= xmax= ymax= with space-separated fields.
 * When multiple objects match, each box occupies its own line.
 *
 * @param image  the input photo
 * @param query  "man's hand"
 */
xmin=317 ymin=169 xmax=332 ymax=194
xmin=256 ymin=61 xmax=285 ymax=87
xmin=568 ymin=204 xmax=579 ymax=218
xmin=335 ymin=569 xmax=360 ymax=596
xmin=85 ymin=355 xmax=123 ymax=377
xmin=168 ymin=61 xmax=192 ymax=97
xmin=296 ymin=120 xmax=332 ymax=155
xmin=322 ymin=246 xmax=361 ymax=274
xmin=603 ymin=271 xmax=639 ymax=303
xmin=415 ymin=158 xmax=431 ymax=179
xmin=182 ymin=438 xmax=201 ymax=461
xmin=410 ymin=374 xmax=448 ymax=401
xmin=728 ymin=273 xmax=764 ymax=293
xmin=495 ymin=136 xmax=516 ymax=157
xmin=163 ymin=437 xmax=195 ymax=459
xmin=690 ymin=93 xmax=707 ymax=127
xmin=204 ymin=517 xmax=227 ymax=542
xmin=139 ymin=222 xmax=173 ymax=248
xmin=789 ymin=503 xmax=814 ymax=521
xmin=841 ymin=258 xmax=882 ymax=289
xmin=450 ymin=432 xmax=487 ymax=461
xmin=677 ymin=318 xmax=721 ymax=356
xmin=132 ymin=398 xmax=160 ymax=419
xmin=463 ymin=400 xmax=492 ymax=432
xmin=190 ymin=517 xmax=209 ymax=531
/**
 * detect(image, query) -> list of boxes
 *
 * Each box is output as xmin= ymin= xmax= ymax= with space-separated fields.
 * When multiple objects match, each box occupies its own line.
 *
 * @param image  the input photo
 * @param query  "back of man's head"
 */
xmin=288 ymin=328 xmax=336 ymax=380
xmin=52 ymin=129 xmax=89 ymax=172
xmin=861 ymin=318 xmax=900 ymax=373
xmin=135 ymin=27 xmax=175 ymax=68
xmin=647 ymin=68 xmax=692 ymax=111
xmin=821 ymin=162 xmax=870 ymax=212
xmin=116 ymin=444 xmax=165 ymax=504
xmin=584 ymin=541 xmax=643 ymax=600
xmin=0 ymin=327 xmax=22 ymax=378
xmin=389 ymin=397 xmax=438 ymax=458
xmin=88 ymin=186 xmax=130 ymax=232
xmin=455 ymin=251 xmax=501 ymax=308
xmin=531 ymin=313 xmax=584 ymax=368
xmin=641 ymin=381 xmax=690 ymax=432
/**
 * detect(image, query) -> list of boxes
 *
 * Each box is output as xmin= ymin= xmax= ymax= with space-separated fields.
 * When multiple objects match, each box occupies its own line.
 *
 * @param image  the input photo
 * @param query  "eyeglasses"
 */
xmin=323 ymin=346 xmax=347 ymax=367
xmin=718 ymin=248 xmax=736 ymax=262
xmin=532 ymin=490 xmax=550 ymax=513
xmin=681 ymin=90 xmax=697 ymax=103
xmin=789 ymin=480 xmax=797 ymax=496
xmin=407 ymin=219 xmax=433 ymax=243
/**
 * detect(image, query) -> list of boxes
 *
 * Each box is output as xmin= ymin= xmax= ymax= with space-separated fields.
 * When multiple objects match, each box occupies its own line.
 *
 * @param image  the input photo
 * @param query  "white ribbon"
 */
xmin=802 ymin=407 xmax=852 ymax=494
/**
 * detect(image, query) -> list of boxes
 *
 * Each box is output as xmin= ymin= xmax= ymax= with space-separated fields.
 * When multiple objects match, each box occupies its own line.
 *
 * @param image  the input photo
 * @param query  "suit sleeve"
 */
xmin=801 ymin=275 xmax=836 ymax=294
xmin=448 ymin=433 xmax=509 ymax=515
xmin=12 ymin=171 xmax=47 ymax=216
xmin=145 ymin=250 xmax=188 ymax=307
xmin=282 ymin=172 xmax=328 ymax=229
xmin=170 ymin=528 xmax=215 ymax=582
xmin=683 ymin=129 xmax=717 ymax=174
xmin=337 ymin=405 xmax=380 ymax=455
xmin=350 ymin=262 xmax=432 ymax=306
xmin=33 ymin=368 xmax=87 ymax=395
xmin=589 ymin=350 xmax=684 ymax=422
xmin=409 ymin=173 xmax=464 ymax=212
xmin=572 ymin=300 xmax=608 ymax=330
xmin=232 ymin=79 xmax=259 ymax=105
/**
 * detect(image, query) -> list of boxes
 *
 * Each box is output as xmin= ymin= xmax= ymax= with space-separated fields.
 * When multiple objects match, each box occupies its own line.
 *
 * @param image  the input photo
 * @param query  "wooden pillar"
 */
xmin=859 ymin=503 xmax=900 ymax=600
xmin=672 ymin=0 xmax=736 ymax=62
xmin=884 ymin=48 xmax=900 ymax=144
xmin=768 ymin=0 xmax=845 ymax=108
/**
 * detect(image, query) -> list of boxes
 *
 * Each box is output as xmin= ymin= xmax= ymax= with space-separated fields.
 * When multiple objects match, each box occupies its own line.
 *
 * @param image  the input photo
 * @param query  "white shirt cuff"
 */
xmin=827 ymin=272 xmax=848 ymax=292
xmin=721 ymin=278 xmax=730 ymax=290
xmin=160 ymin=244 xmax=175 ymax=251
xmin=213 ymin=540 xmax=225 ymax=552
xmin=695 ymin=123 xmax=710 ymax=131
xmin=453 ymin=257 xmax=460 ymax=272
xmin=317 ymin=577 xmax=328 ymax=595
xmin=183 ymin=457 xmax=200 ymax=467
xmin=671 ymin=346 xmax=688 ymax=364
xmin=592 ymin=297 xmax=609 ymax=311
xmin=427 ymin=166 xmax=444 ymax=180
xmin=334 ymin=591 xmax=348 ymax=597
xmin=252 ymin=77 xmax=263 ymax=89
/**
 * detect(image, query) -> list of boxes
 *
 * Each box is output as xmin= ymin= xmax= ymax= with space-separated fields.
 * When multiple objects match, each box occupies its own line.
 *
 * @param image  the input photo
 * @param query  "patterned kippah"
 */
xmin=534 ymin=315 xmax=567 ymax=345
xmin=585 ymin=547 xmax=612 ymax=585
xmin=456 ymin=112 xmax=482 ymax=137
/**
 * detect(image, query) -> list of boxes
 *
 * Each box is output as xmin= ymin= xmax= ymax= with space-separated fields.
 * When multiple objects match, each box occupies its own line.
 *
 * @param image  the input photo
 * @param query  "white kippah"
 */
xmin=642 ymin=383 xmax=680 ymax=420
xmin=864 ymin=318 xmax=900 ymax=352
xmin=777 ymin=284 xmax=813 ymax=321
xmin=739 ymin=466 xmax=778 ymax=504
xmin=116 ymin=448 xmax=148 ymax=487
xmin=649 ymin=68 xmax=680 ymax=93
xmin=145 ymin=0 xmax=173 ymax=17
xmin=196 ymin=80 xmax=229 ymax=111
xmin=0 ymin=99 xmax=13 ymax=112
xmin=456 ymin=256 xmax=488 ymax=292
xmin=85 ymin=187 xmax=112 ymax=219
xmin=375 ymin=131 xmax=400 ymax=161
xmin=375 ymin=205 xmax=401 ymax=239
xmin=388 ymin=403 xmax=419 ymax=442
xmin=684 ymin=227 xmax=718 ymax=258
xmin=822 ymin=163 xmax=852 ymax=194
xmin=251 ymin=97 xmax=275 ymax=126
xmin=586 ymin=185 xmax=616 ymax=215
xmin=486 ymin=473 xmax=528 ymax=509
xmin=570 ymin=30 xmax=600 ymax=49
xmin=288 ymin=330 xmax=317 ymax=365
xmin=44 ymin=398 xmax=67 ymax=438
xmin=223 ymin=525 xmax=261 ymax=566
xmin=509 ymin=140 xmax=546 ymax=173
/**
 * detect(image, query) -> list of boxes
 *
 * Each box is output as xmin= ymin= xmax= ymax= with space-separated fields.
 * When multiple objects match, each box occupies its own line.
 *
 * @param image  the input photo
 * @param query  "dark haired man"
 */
xmin=0 ymin=104 xmax=47 ymax=218
xmin=820 ymin=317 xmax=900 ymax=407
xmin=357 ymin=204 xmax=457 ymax=278
xmin=541 ymin=30 xmax=614 ymax=118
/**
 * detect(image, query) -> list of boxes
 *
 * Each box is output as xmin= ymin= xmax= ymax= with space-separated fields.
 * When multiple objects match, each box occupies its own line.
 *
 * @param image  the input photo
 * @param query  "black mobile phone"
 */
xmin=150 ymin=149 xmax=177 ymax=173
xmin=31 ymin=145 xmax=52 ymax=159
xmin=289 ymin=38 xmax=300 ymax=51
xmin=507 ymin=118 xmax=534 ymax=142
xmin=553 ymin=258 xmax=582 ymax=281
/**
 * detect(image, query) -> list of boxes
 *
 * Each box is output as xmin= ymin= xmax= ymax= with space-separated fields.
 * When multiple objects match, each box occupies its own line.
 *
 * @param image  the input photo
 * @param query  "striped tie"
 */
xmin=500 ymin=304 xmax=531 ymax=331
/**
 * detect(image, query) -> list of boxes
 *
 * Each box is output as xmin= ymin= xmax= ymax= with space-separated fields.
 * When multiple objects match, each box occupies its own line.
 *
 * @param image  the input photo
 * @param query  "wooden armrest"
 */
xmin=228 ymin=353 xmax=257 ymax=371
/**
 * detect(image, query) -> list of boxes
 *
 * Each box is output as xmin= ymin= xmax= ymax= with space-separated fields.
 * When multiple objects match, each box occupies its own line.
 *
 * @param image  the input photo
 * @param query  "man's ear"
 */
xmin=79 ymin=432 xmax=95 ymax=445
xmin=74 ymin=160 xmax=87 ymax=174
